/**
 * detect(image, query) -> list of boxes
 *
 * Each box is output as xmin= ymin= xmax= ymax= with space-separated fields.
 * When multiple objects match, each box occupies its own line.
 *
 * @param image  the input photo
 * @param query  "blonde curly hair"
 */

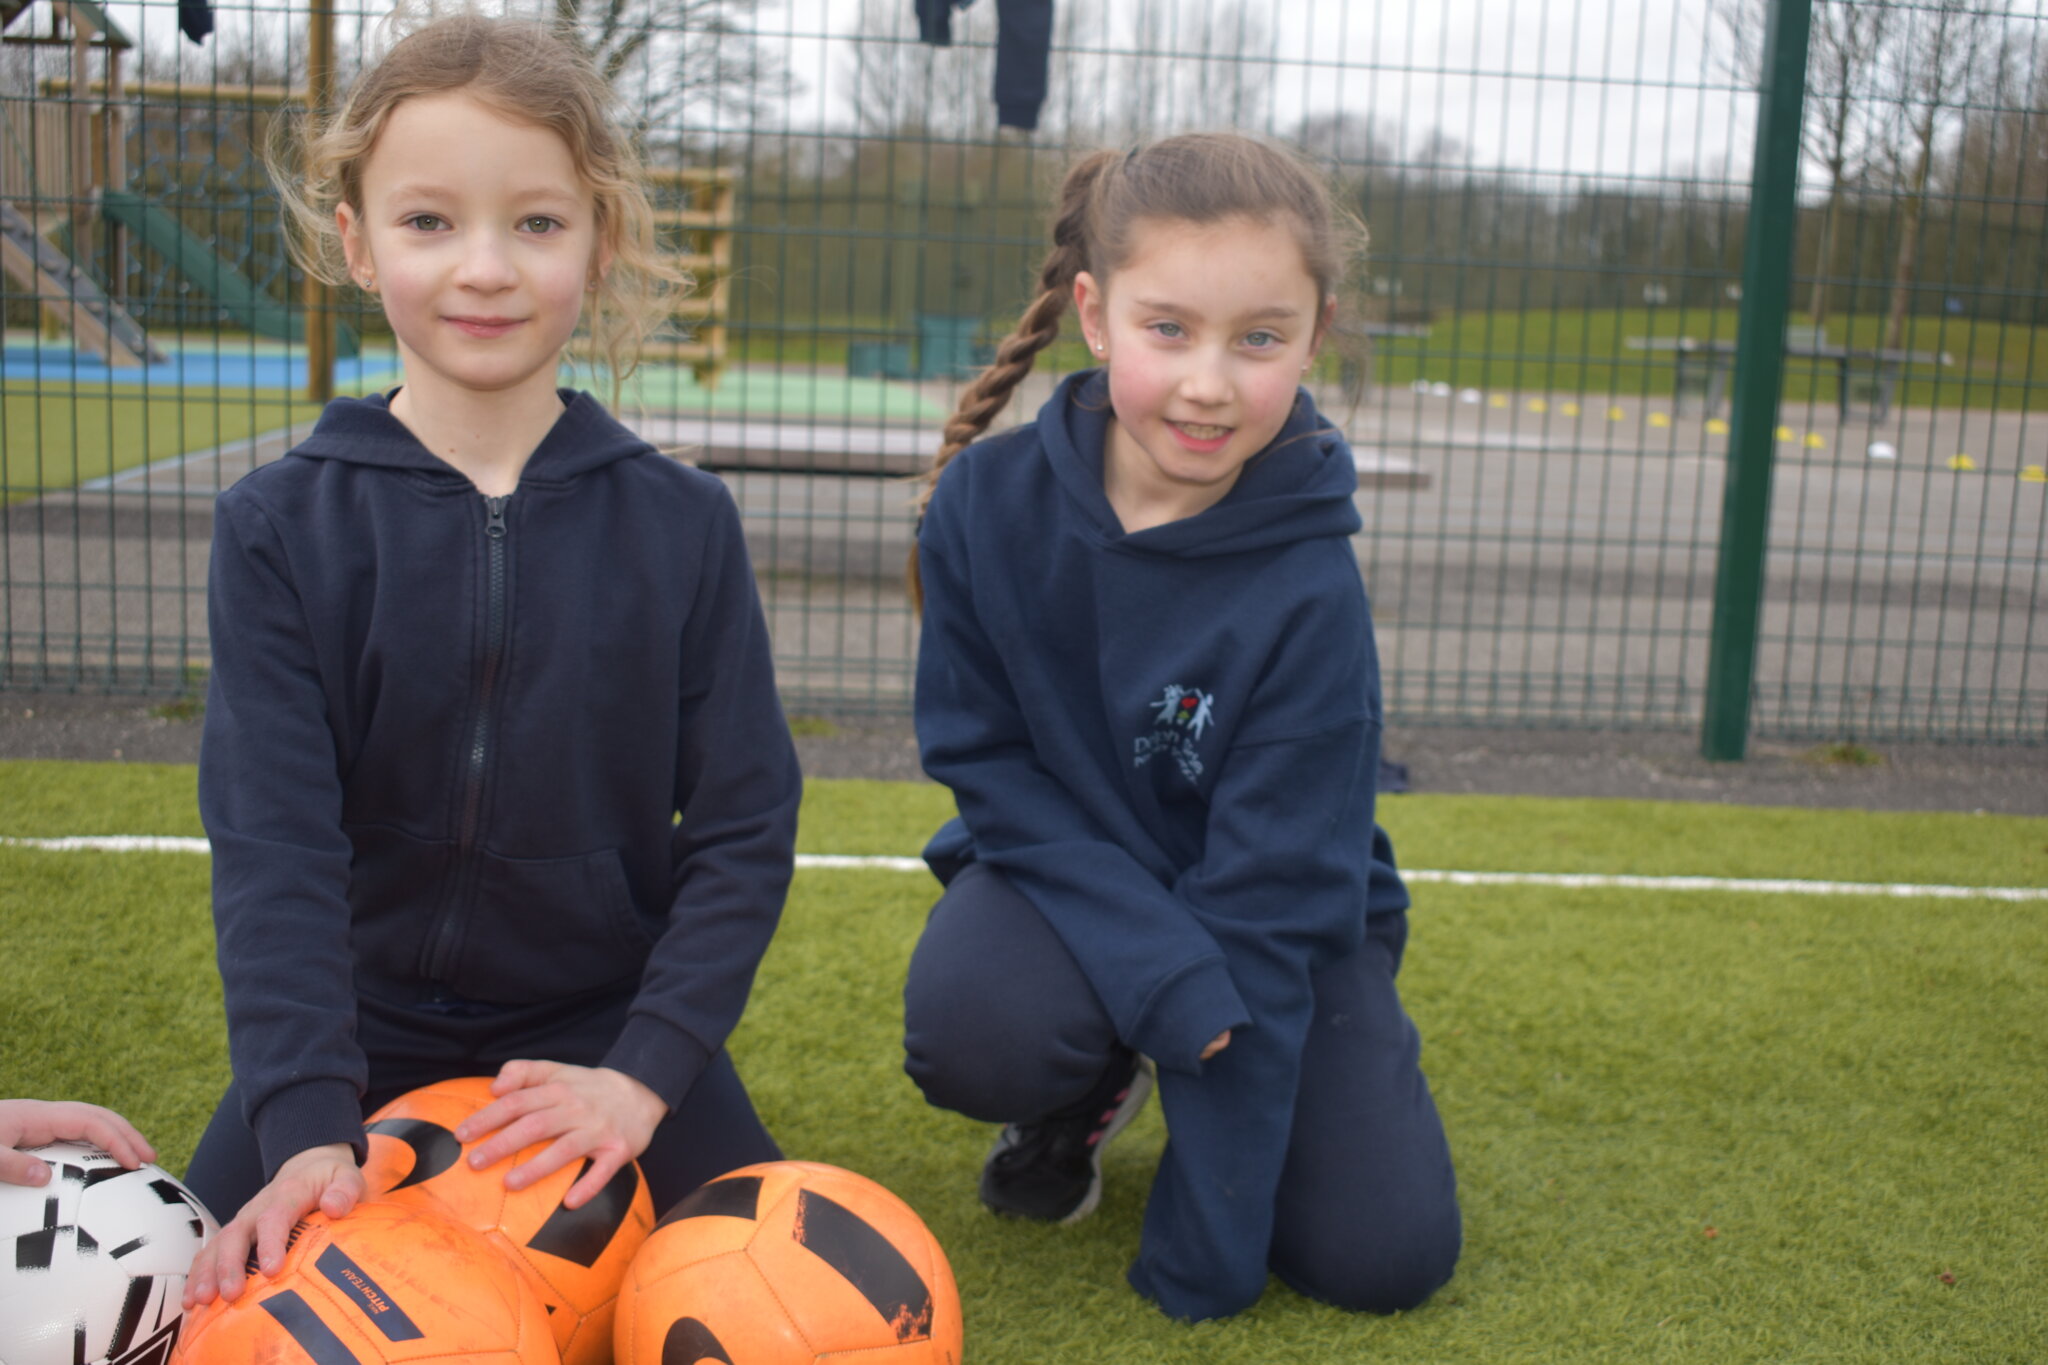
xmin=268 ymin=11 xmax=685 ymax=397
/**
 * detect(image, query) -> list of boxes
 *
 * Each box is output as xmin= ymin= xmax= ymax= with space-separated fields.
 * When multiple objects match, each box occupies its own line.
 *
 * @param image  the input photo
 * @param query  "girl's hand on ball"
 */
xmin=458 ymin=1060 xmax=666 ymax=1211
xmin=183 ymin=1142 xmax=363 ymax=1308
xmin=0 ymin=1098 xmax=156 ymax=1185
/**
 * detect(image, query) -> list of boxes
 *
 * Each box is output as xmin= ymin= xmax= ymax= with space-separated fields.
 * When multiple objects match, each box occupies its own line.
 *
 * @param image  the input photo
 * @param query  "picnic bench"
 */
xmin=639 ymin=414 xmax=1432 ymax=490
xmin=1626 ymin=325 xmax=1949 ymax=423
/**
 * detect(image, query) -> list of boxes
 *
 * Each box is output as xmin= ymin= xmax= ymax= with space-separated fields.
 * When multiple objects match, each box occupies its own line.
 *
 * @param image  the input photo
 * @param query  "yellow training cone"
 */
xmin=1648 ymin=412 xmax=1671 ymax=429
xmin=1705 ymin=418 xmax=1730 ymax=435
xmin=1489 ymin=394 xmax=1508 ymax=408
xmin=1804 ymin=432 xmax=1826 ymax=448
xmin=1561 ymin=401 xmax=1581 ymax=417
xmin=1775 ymin=425 xmax=1794 ymax=441
xmin=1607 ymin=405 xmax=1626 ymax=421
xmin=1947 ymin=454 xmax=1977 ymax=472
xmin=1528 ymin=398 xmax=1548 ymax=413
xmin=2021 ymin=466 xmax=2047 ymax=483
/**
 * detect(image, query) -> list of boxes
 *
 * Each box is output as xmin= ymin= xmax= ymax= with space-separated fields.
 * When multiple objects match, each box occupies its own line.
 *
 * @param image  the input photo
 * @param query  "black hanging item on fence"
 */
xmin=914 ymin=0 xmax=1053 ymax=132
xmin=179 ymin=0 xmax=213 ymax=44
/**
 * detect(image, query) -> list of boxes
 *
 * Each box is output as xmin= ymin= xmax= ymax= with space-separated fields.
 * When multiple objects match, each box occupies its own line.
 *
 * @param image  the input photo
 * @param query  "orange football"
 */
xmin=171 ymin=1198 xmax=555 ymax=1364
xmin=615 ymin=1161 xmax=962 ymax=1365
xmin=361 ymin=1076 xmax=653 ymax=1365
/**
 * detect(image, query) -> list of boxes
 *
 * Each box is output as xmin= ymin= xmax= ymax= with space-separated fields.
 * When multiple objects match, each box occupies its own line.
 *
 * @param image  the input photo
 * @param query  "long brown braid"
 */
xmin=905 ymin=150 xmax=1116 ymax=606
xmin=907 ymin=133 xmax=1366 ymax=606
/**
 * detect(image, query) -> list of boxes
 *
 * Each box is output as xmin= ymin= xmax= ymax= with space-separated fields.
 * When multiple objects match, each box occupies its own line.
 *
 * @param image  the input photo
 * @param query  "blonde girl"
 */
xmin=183 ymin=13 xmax=799 ymax=1306
xmin=902 ymin=133 xmax=1460 ymax=1321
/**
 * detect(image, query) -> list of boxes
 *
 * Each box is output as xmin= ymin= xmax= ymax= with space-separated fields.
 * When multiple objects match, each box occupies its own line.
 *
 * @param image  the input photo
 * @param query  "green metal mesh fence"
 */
xmin=0 ymin=0 xmax=2040 ymax=742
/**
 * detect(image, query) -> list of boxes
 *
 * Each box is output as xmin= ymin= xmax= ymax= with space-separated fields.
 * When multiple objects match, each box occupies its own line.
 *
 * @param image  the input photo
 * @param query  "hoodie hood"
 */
xmin=286 ymin=388 xmax=654 ymax=483
xmin=1037 ymin=369 xmax=1364 ymax=558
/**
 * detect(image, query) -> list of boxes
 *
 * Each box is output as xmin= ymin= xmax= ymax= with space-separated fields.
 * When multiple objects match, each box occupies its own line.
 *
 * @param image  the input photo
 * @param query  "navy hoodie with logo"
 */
xmin=916 ymin=370 xmax=1409 ymax=1321
xmin=199 ymin=390 xmax=801 ymax=1181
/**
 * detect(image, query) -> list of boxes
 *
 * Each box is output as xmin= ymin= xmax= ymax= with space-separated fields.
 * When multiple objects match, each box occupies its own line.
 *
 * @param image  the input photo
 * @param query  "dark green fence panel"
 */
xmin=0 ymin=0 xmax=2040 ymax=742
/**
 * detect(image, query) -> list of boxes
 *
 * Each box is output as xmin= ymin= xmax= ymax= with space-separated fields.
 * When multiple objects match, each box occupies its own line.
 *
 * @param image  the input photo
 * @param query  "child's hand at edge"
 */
xmin=1201 ymin=1030 xmax=1232 ymax=1061
xmin=0 ymin=1098 xmax=157 ymax=1185
xmin=456 ymin=1060 xmax=666 ymax=1211
xmin=182 ymin=1142 xmax=363 ymax=1309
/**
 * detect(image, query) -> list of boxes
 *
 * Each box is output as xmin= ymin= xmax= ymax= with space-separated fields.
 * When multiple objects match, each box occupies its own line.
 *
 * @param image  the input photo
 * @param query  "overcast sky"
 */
xmin=74 ymin=0 xmax=2047 ymax=186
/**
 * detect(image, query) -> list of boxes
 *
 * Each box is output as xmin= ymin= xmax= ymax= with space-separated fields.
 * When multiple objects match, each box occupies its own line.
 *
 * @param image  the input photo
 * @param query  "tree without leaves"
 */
xmin=1712 ymin=0 xmax=1890 ymax=328
xmin=1868 ymin=0 xmax=2002 ymax=349
xmin=836 ymin=0 xmax=1275 ymax=146
xmin=553 ymin=0 xmax=794 ymax=157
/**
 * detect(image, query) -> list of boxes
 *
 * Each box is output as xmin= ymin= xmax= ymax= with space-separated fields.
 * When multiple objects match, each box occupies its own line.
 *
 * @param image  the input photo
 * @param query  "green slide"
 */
xmin=100 ymin=190 xmax=359 ymax=358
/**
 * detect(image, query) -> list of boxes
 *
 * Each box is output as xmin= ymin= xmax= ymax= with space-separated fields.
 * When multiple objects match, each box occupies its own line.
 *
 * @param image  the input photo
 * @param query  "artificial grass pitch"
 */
xmin=1 ymin=761 xmax=2044 ymax=1363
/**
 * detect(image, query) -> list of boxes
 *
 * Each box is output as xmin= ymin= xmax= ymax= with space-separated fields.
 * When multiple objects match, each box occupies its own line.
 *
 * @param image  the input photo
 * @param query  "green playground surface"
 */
xmin=3 ymin=759 xmax=2044 ymax=1364
xmin=1 ymin=336 xmax=941 ymax=502
xmin=594 ymin=361 xmax=943 ymax=422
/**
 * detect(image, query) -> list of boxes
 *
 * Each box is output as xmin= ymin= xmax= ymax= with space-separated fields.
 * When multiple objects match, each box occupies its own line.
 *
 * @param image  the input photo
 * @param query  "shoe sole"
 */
xmin=1057 ymin=1059 xmax=1155 ymax=1226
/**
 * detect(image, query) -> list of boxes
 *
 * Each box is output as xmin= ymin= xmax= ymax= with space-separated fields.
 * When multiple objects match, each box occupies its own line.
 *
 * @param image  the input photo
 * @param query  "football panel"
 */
xmin=746 ymin=1188 xmax=931 ymax=1354
xmin=360 ymin=1078 xmax=503 ymax=1196
xmin=458 ymin=1222 xmax=616 ymax=1365
xmin=77 ymin=1169 xmax=220 ymax=1278
xmin=550 ymin=1296 xmax=618 ymax=1365
xmin=293 ymin=1206 xmax=553 ymax=1363
xmin=616 ymin=1250 xmax=813 ymax=1365
xmin=627 ymin=1183 xmax=764 ymax=1290
xmin=652 ymin=1172 xmax=763 ymax=1233
xmin=175 ymin=1202 xmax=554 ymax=1365
xmin=2 ymin=1220 xmax=133 ymax=1357
xmin=366 ymin=1082 xmax=652 ymax=1327
xmin=523 ymin=1157 xmax=652 ymax=1272
xmin=2 ymin=1147 xmax=219 ymax=1365
xmin=173 ymin=1279 xmax=384 ymax=1365
xmin=360 ymin=1117 xmax=466 ymax=1195
xmin=107 ymin=1314 xmax=181 ymax=1365
xmin=383 ymin=1166 xmax=644 ymax=1360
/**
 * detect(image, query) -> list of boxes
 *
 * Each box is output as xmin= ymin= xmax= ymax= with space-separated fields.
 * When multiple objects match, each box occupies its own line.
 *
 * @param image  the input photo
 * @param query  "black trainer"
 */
xmin=979 ymin=1052 xmax=1154 ymax=1224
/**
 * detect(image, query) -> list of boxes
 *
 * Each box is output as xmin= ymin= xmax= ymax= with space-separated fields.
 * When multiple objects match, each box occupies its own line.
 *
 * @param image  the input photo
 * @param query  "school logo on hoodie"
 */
xmin=1135 ymin=684 xmax=1215 ymax=781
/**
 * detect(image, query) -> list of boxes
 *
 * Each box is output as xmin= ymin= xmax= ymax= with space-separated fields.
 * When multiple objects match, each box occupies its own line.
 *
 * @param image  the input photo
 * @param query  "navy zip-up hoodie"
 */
xmin=916 ymin=371 xmax=1409 ymax=1321
xmin=199 ymin=390 xmax=801 ymax=1181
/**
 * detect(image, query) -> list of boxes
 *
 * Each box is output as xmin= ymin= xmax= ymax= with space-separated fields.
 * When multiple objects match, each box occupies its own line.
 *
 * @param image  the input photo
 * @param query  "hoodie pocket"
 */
xmin=347 ymin=822 xmax=456 ymax=984
xmin=441 ymin=846 xmax=655 ymax=1002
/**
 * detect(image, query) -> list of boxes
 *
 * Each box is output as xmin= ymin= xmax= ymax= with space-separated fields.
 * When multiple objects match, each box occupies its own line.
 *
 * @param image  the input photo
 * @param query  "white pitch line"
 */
xmin=3 ymin=835 xmax=212 ymax=853
xmin=792 ymin=853 xmax=928 ymax=873
xmin=1400 ymin=869 xmax=2048 ymax=903
xmin=3 ymin=838 xmax=2043 ymax=902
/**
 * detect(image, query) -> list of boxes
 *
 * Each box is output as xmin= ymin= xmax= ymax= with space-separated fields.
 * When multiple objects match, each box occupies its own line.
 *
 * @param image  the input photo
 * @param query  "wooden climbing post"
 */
xmin=304 ymin=0 xmax=335 ymax=402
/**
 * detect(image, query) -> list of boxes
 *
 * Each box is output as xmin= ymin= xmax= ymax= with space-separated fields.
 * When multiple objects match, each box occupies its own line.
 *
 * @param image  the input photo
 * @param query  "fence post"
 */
xmin=1701 ymin=0 xmax=1813 ymax=761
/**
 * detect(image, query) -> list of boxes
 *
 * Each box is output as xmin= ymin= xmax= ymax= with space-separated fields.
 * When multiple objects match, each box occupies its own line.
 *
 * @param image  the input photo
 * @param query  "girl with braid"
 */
xmin=901 ymin=132 xmax=1461 ymax=1322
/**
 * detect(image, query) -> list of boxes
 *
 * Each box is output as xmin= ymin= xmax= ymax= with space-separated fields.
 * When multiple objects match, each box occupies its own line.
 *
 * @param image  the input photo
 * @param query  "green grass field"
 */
xmin=1357 ymin=308 xmax=2048 ymax=412
xmin=731 ymin=308 xmax=2047 ymax=413
xmin=0 ymin=387 xmax=326 ymax=505
xmin=2 ymin=760 xmax=2045 ymax=1363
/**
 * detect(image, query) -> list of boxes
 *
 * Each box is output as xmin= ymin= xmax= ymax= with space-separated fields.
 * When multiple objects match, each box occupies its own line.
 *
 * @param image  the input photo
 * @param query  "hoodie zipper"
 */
xmin=422 ymin=492 xmax=512 ymax=982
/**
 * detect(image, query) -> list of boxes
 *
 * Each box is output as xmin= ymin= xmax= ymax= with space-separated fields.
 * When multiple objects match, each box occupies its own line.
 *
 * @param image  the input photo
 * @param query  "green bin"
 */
xmin=915 ymin=315 xmax=989 ymax=379
xmin=847 ymin=341 xmax=912 ymax=379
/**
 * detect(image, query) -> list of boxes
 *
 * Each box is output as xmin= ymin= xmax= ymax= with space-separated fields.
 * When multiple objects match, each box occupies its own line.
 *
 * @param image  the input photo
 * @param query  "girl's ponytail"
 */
xmin=907 ymin=150 xmax=1118 ymax=607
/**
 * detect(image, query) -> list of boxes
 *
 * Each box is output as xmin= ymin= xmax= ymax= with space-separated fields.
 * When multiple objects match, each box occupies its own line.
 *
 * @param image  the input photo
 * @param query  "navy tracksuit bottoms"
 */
xmin=184 ymin=984 xmax=779 ymax=1224
xmin=902 ymin=860 xmax=1462 ymax=1314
